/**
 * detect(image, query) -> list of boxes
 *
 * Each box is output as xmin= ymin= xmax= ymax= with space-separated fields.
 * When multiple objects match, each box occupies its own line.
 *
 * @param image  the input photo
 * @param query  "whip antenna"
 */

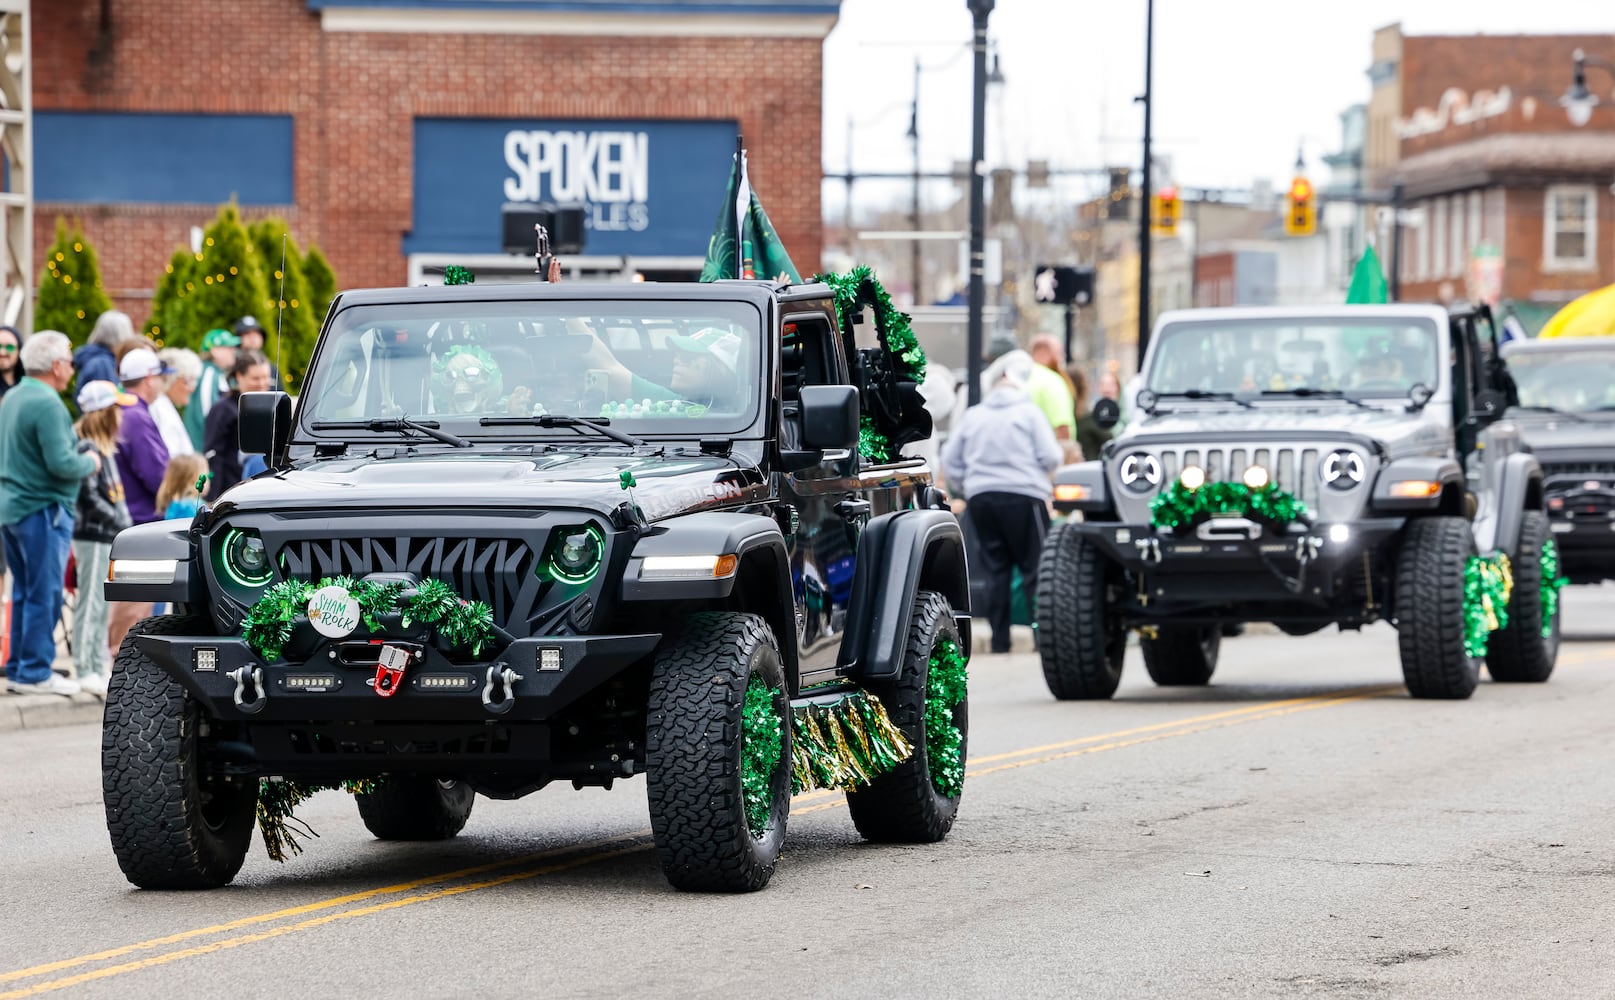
xmin=276 ymin=234 xmax=287 ymax=389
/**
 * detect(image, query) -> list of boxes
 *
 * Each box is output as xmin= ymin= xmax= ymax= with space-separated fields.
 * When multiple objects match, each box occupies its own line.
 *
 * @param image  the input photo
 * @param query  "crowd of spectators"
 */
xmin=0 ymin=311 xmax=269 ymax=697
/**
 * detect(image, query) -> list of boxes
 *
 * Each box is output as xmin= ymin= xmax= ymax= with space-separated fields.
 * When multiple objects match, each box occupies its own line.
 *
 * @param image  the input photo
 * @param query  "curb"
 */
xmin=0 ymin=692 xmax=104 ymax=732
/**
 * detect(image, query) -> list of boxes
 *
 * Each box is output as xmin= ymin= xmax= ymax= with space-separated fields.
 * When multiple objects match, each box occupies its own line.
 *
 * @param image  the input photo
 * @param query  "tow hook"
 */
xmin=1135 ymin=536 xmax=1163 ymax=564
xmin=481 ymin=664 xmax=523 ymax=715
xmin=229 ymin=665 xmax=266 ymax=714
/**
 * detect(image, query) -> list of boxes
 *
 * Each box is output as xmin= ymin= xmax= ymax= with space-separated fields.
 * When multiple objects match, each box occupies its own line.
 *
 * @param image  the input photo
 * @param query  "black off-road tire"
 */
xmin=103 ymin=614 xmax=259 ymax=889
xmin=355 ymin=777 xmax=476 ymax=840
xmin=846 ymin=591 xmax=967 ymax=843
xmin=1036 ymin=522 xmax=1126 ymax=700
xmin=1395 ymin=516 xmax=1481 ymax=700
xmin=1486 ymin=511 xmax=1559 ymax=683
xmin=1141 ymin=626 xmax=1220 ymax=686
xmin=646 ymin=612 xmax=790 ymax=893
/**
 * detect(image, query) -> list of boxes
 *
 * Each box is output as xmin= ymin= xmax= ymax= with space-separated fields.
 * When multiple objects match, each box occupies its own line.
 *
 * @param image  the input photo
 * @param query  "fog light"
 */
xmin=193 ymin=647 xmax=218 ymax=673
xmin=416 ymin=674 xmax=475 ymax=690
xmin=1242 ymin=465 xmax=1270 ymax=490
xmin=284 ymin=674 xmax=337 ymax=691
xmin=1328 ymin=524 xmax=1351 ymax=544
xmin=540 ymin=647 xmax=563 ymax=671
xmin=1179 ymin=465 xmax=1206 ymax=490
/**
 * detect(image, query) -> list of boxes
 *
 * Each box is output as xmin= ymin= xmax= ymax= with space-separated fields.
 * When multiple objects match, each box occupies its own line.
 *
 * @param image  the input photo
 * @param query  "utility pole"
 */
xmin=1134 ymin=0 xmax=1154 ymax=372
xmin=965 ymin=0 xmax=993 ymax=405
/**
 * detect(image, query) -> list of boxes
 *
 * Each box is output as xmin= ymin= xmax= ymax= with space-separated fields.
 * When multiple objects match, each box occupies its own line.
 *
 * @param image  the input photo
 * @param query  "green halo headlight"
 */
xmin=221 ymin=528 xmax=272 ymax=588
xmin=547 ymin=526 xmax=604 ymax=585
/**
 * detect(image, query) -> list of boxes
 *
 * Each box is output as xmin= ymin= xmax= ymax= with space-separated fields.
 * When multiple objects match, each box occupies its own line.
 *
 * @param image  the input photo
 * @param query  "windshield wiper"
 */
xmin=1260 ymin=388 xmax=1374 ymax=410
xmin=1508 ymin=405 xmax=1585 ymax=422
xmin=1156 ymin=389 xmax=1254 ymax=409
xmin=310 ymin=417 xmax=471 ymax=448
xmin=479 ymin=414 xmax=646 ymax=447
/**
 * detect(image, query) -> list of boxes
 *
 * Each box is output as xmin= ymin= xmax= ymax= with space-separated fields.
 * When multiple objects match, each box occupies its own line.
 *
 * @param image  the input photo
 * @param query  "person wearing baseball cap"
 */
xmin=107 ymin=347 xmax=176 ymax=658
xmin=664 ymin=326 xmax=743 ymax=409
xmin=184 ymin=328 xmax=240 ymax=450
xmin=234 ymin=316 xmax=281 ymax=389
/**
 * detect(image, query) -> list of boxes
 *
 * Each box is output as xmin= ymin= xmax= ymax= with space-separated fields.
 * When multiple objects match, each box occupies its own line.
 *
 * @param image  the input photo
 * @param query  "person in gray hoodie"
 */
xmin=943 ymin=350 xmax=1062 ymax=653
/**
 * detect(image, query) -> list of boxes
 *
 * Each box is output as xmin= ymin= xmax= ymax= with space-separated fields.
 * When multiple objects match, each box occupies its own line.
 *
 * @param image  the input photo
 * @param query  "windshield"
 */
xmin=300 ymin=299 xmax=763 ymax=438
xmin=1147 ymin=317 xmax=1441 ymax=399
xmin=1507 ymin=349 xmax=1615 ymax=413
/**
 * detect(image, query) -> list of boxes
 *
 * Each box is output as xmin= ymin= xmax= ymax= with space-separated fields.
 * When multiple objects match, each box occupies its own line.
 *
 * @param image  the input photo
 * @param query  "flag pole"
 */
xmin=734 ymin=134 xmax=746 ymax=280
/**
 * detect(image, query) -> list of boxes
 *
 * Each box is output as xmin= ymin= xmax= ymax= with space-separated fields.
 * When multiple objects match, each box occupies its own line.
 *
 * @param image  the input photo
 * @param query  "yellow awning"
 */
xmin=1539 ymin=283 xmax=1615 ymax=338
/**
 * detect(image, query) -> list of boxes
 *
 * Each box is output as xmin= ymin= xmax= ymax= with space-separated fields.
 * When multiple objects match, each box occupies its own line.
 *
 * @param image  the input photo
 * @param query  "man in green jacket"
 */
xmin=0 ymin=330 xmax=101 ymax=695
xmin=183 ymin=327 xmax=239 ymax=450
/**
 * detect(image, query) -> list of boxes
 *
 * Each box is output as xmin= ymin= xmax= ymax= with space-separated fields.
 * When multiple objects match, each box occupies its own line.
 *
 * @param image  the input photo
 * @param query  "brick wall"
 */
xmin=33 ymin=0 xmax=826 ymax=323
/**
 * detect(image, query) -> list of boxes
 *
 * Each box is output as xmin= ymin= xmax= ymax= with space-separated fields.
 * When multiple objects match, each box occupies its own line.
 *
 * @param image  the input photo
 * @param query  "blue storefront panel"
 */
xmin=407 ymin=117 xmax=738 ymax=258
xmin=35 ymin=111 xmax=294 ymax=205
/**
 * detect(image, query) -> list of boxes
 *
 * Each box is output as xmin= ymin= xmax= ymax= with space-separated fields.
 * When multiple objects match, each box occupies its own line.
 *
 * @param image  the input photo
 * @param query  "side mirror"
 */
xmin=1473 ymin=388 xmax=1505 ymax=421
xmin=1092 ymin=397 xmax=1121 ymax=430
xmin=799 ymin=385 xmax=860 ymax=451
xmin=239 ymin=391 xmax=293 ymax=468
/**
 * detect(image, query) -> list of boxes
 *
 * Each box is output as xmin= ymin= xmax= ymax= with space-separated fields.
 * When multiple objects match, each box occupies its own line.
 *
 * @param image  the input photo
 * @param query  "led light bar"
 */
xmin=415 ymin=674 xmax=475 ymax=691
xmin=639 ymin=554 xmax=740 ymax=580
xmin=108 ymin=558 xmax=178 ymax=584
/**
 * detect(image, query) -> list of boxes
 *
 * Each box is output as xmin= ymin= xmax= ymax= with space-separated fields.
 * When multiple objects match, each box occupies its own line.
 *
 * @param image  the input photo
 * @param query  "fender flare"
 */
xmin=105 ymin=520 xmax=205 ymax=605
xmin=1052 ymin=460 xmax=1114 ymax=516
xmin=620 ymin=512 xmax=798 ymax=684
xmin=1474 ymin=452 xmax=1543 ymax=556
xmin=1368 ymin=456 xmax=1464 ymax=513
xmin=837 ymin=509 xmax=970 ymax=682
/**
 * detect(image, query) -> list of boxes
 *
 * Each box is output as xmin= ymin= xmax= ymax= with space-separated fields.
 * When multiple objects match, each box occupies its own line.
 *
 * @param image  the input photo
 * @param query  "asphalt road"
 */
xmin=4 ymin=586 xmax=1615 ymax=999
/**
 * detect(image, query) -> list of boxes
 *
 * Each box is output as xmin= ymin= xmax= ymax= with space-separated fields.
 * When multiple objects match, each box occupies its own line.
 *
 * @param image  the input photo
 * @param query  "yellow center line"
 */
xmin=0 ymin=842 xmax=652 ymax=1000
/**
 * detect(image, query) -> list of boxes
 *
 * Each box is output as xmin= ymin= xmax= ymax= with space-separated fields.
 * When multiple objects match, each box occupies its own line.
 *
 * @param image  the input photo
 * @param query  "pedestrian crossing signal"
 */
xmin=1285 ymin=177 xmax=1316 ymax=236
xmin=1151 ymin=186 xmax=1180 ymax=237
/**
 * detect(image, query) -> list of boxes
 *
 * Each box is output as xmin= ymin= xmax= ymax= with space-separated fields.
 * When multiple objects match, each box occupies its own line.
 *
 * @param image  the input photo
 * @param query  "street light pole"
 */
xmin=965 ymin=0 xmax=993 ymax=406
xmin=1134 ymin=0 xmax=1154 ymax=372
xmin=910 ymin=58 xmax=923 ymax=307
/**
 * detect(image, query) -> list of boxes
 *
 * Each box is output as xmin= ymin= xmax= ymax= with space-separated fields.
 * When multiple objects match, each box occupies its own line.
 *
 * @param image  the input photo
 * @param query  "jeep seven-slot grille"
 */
xmin=276 ymin=536 xmax=539 ymax=627
xmin=1540 ymin=460 xmax=1615 ymax=482
xmin=1153 ymin=445 xmax=1323 ymax=506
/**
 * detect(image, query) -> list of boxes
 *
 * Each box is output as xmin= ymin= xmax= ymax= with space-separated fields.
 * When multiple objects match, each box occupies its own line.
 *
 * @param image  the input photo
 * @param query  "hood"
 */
xmin=984 ymin=385 xmax=1030 ymax=407
xmin=1510 ymin=413 xmax=1615 ymax=458
xmin=1119 ymin=403 xmax=1447 ymax=458
xmin=213 ymin=449 xmax=766 ymax=522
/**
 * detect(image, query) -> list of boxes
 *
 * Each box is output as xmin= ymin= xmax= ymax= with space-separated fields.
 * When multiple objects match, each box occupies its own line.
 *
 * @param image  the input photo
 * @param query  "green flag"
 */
xmin=1345 ymin=245 xmax=1389 ymax=304
xmin=699 ymin=148 xmax=801 ymax=284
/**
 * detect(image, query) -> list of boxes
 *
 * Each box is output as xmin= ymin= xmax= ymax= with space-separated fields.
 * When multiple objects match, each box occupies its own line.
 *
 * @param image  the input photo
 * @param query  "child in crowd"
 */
xmin=71 ymin=381 xmax=135 ymax=699
xmin=157 ymin=453 xmax=209 ymax=521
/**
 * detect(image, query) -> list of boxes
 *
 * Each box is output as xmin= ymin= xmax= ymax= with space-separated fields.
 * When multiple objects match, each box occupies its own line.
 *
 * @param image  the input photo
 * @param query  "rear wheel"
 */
xmin=646 ymin=612 xmax=790 ymax=892
xmin=103 ymin=615 xmax=259 ymax=889
xmin=1395 ymin=517 xmax=1480 ymax=700
xmin=355 ymin=777 xmax=475 ymax=840
xmin=1035 ymin=522 xmax=1125 ymax=700
xmin=1486 ymin=511 xmax=1559 ymax=683
xmin=1141 ymin=626 xmax=1220 ymax=686
xmin=846 ymin=591 xmax=967 ymax=843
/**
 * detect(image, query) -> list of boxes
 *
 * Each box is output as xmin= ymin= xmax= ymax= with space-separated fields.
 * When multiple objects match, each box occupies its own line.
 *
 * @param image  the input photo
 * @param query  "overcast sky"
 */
xmin=822 ymin=0 xmax=1611 ymax=210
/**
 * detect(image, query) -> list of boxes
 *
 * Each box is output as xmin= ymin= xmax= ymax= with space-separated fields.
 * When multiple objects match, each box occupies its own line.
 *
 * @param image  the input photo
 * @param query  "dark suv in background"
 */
xmin=1502 ymin=336 xmax=1615 ymax=584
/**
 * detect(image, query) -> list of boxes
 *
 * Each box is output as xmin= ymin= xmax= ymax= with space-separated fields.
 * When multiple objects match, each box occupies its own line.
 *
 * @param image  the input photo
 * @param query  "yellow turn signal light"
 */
xmin=1388 ymin=480 xmax=1441 ymax=498
xmin=1053 ymin=484 xmax=1090 ymax=502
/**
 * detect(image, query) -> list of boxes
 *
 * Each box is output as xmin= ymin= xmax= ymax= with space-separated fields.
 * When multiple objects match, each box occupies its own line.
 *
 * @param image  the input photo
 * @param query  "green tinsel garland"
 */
xmin=257 ymin=778 xmax=378 ymax=862
xmin=740 ymin=675 xmax=784 ymax=836
xmin=813 ymin=265 xmax=927 ymax=465
xmin=790 ymin=691 xmax=914 ymax=794
xmin=1463 ymin=552 xmax=1513 ymax=659
xmin=240 ymin=575 xmax=496 ymax=661
xmin=1150 ymin=480 xmax=1308 ymax=533
xmin=443 ymin=265 xmax=475 ymax=286
xmin=1539 ymin=537 xmax=1567 ymax=639
xmin=924 ymin=636 xmax=968 ymax=799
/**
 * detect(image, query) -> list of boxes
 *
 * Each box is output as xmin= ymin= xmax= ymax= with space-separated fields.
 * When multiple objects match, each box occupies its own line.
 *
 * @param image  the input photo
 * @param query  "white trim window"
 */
xmin=1544 ymin=185 xmax=1597 ymax=272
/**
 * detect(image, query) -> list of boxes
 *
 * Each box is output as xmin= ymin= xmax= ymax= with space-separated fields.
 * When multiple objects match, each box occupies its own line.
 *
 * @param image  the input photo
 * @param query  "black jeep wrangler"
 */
xmin=101 ymin=278 xmax=970 ymax=893
xmin=1039 ymin=303 xmax=1559 ymax=701
xmin=1500 ymin=335 xmax=1615 ymax=584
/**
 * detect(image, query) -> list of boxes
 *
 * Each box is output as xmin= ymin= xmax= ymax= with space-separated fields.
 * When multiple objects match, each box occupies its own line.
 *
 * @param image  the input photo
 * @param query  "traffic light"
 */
xmin=1284 ymin=177 xmax=1316 ymax=236
xmin=1152 ymin=186 xmax=1180 ymax=237
xmin=1105 ymin=167 xmax=1131 ymax=221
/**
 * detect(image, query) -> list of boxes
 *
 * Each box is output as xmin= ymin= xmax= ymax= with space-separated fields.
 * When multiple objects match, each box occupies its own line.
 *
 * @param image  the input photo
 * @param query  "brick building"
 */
xmin=32 ymin=0 xmax=840 ymax=322
xmin=1367 ymin=26 xmax=1615 ymax=323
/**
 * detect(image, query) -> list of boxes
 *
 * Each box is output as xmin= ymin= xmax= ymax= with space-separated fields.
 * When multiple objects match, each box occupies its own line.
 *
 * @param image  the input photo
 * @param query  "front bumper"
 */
xmin=1072 ymin=517 xmax=1404 ymax=621
xmin=1548 ymin=513 xmax=1615 ymax=583
xmin=136 ymin=631 xmax=661 ymax=724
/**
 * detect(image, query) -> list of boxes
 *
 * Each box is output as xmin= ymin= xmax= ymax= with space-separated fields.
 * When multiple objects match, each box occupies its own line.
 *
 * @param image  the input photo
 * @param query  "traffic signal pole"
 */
xmin=965 ymin=0 xmax=993 ymax=406
xmin=1135 ymin=0 xmax=1154 ymax=373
